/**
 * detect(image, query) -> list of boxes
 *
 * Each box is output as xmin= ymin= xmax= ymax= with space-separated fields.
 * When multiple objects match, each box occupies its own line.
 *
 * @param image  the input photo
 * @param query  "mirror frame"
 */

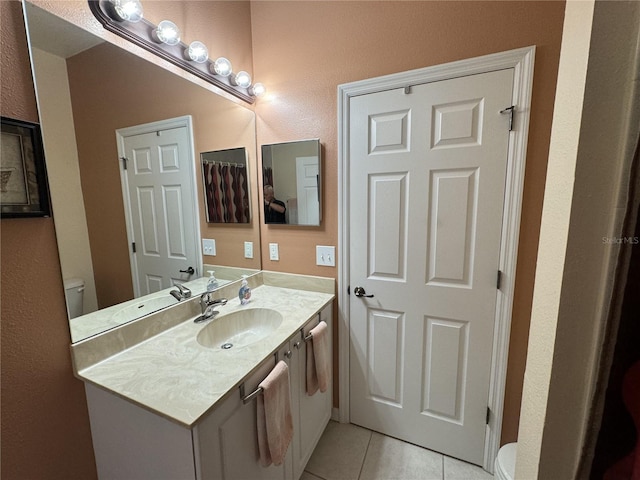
xmin=261 ymin=139 xmax=322 ymax=226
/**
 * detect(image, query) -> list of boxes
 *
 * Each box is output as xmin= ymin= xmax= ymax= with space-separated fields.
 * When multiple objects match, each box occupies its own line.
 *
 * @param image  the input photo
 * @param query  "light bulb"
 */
xmin=184 ymin=41 xmax=208 ymax=63
xmin=232 ymin=71 xmax=252 ymax=88
xmin=211 ymin=57 xmax=232 ymax=77
xmin=109 ymin=0 xmax=143 ymax=22
xmin=249 ymin=82 xmax=266 ymax=97
xmin=153 ymin=20 xmax=180 ymax=46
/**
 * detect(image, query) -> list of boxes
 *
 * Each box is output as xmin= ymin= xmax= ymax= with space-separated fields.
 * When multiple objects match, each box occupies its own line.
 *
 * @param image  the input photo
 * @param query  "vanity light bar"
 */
xmin=88 ymin=0 xmax=265 ymax=104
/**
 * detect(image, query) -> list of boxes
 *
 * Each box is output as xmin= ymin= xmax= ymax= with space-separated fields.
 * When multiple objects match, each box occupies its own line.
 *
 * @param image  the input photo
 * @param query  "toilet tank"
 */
xmin=64 ymin=278 xmax=85 ymax=319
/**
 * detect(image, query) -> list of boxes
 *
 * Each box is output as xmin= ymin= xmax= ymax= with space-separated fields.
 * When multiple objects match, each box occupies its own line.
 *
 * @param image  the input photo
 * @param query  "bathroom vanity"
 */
xmin=72 ymin=273 xmax=334 ymax=480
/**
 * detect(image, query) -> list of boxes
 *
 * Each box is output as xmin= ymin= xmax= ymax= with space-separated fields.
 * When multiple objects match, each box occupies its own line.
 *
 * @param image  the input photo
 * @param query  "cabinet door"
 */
xmin=195 ymin=343 xmax=295 ymax=480
xmin=292 ymin=305 xmax=333 ymax=479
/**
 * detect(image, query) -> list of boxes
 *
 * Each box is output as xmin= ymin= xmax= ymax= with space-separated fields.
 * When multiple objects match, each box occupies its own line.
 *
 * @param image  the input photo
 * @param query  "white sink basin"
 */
xmin=112 ymin=295 xmax=178 ymax=323
xmin=196 ymin=308 xmax=283 ymax=350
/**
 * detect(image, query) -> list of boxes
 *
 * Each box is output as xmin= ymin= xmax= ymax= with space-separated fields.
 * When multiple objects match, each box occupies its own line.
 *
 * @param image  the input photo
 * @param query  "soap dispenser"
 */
xmin=238 ymin=275 xmax=251 ymax=305
xmin=206 ymin=270 xmax=218 ymax=292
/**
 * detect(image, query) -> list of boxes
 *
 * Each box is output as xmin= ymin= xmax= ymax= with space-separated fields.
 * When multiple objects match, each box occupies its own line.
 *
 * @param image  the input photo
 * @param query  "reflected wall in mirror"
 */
xmin=201 ymin=147 xmax=251 ymax=224
xmin=262 ymin=139 xmax=322 ymax=226
xmin=24 ymin=3 xmax=261 ymax=343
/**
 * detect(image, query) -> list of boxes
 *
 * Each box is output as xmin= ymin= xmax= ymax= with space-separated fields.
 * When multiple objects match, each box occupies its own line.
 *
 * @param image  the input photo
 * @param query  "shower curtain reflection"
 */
xmin=202 ymin=147 xmax=251 ymax=223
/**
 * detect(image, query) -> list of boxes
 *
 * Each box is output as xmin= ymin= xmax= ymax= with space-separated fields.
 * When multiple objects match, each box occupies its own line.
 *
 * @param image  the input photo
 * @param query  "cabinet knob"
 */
xmin=284 ymin=350 xmax=292 ymax=359
xmin=293 ymin=341 xmax=301 ymax=349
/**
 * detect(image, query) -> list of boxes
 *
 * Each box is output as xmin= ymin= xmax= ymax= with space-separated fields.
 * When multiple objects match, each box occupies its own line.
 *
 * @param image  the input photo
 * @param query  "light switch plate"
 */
xmin=244 ymin=241 xmax=253 ymax=259
xmin=203 ymin=238 xmax=216 ymax=256
xmin=269 ymin=243 xmax=279 ymax=261
xmin=316 ymin=245 xmax=335 ymax=266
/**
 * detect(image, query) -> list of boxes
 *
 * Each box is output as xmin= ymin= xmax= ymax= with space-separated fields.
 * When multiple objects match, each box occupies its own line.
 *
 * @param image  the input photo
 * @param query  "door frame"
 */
xmin=337 ymin=46 xmax=535 ymax=471
xmin=116 ymin=115 xmax=202 ymax=298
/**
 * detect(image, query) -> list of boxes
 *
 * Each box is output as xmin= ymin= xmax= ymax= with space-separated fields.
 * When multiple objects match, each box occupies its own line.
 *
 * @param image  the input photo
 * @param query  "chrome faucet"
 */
xmin=170 ymin=284 xmax=192 ymax=301
xmin=194 ymin=292 xmax=228 ymax=323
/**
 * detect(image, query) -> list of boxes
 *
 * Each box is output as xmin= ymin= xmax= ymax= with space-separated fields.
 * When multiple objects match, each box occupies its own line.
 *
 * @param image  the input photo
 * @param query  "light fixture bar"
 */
xmin=88 ymin=0 xmax=255 ymax=104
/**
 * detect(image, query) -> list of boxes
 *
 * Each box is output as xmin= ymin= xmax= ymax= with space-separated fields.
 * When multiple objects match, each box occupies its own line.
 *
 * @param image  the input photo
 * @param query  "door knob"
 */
xmin=354 ymin=286 xmax=374 ymax=298
xmin=180 ymin=266 xmax=195 ymax=275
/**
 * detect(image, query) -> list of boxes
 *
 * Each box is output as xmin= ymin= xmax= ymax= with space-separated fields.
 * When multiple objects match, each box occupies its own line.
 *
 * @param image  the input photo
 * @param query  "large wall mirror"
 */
xmin=262 ymin=139 xmax=322 ymax=226
xmin=24 ymin=3 xmax=261 ymax=343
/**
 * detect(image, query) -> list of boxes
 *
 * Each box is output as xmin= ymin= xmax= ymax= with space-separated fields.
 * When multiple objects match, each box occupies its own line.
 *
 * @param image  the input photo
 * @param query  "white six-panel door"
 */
xmin=295 ymin=156 xmax=320 ymax=225
xmin=349 ymin=69 xmax=514 ymax=465
xmin=119 ymin=120 xmax=199 ymax=297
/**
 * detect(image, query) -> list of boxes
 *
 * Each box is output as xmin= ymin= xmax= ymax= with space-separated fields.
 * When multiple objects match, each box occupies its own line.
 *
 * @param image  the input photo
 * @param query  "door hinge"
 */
xmin=500 ymin=105 xmax=515 ymax=131
xmin=404 ymin=86 xmax=412 ymax=94
xmin=132 ymin=242 xmax=136 ymax=253
xmin=497 ymin=270 xmax=502 ymax=290
xmin=486 ymin=407 xmax=491 ymax=425
xmin=121 ymin=157 xmax=128 ymax=170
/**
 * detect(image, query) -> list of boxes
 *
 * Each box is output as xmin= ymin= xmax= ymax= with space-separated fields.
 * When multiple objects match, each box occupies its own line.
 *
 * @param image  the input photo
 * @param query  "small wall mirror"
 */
xmin=261 ymin=139 xmax=321 ymax=225
xmin=201 ymin=147 xmax=251 ymax=223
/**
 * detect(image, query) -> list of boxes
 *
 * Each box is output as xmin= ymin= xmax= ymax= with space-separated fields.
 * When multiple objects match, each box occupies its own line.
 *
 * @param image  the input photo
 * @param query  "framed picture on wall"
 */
xmin=0 ymin=116 xmax=51 ymax=218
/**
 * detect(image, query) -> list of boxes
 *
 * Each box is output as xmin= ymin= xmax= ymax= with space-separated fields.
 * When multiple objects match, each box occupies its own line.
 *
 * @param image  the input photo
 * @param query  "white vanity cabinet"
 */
xmin=85 ymin=304 xmax=332 ymax=480
xmin=196 ymin=304 xmax=332 ymax=480
xmin=291 ymin=304 xmax=333 ymax=479
xmin=194 ymin=341 xmax=295 ymax=480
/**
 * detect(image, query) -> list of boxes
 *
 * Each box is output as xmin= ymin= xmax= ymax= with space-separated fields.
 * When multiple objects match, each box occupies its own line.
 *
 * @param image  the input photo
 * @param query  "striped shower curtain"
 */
xmin=203 ymin=162 xmax=250 ymax=223
xmin=263 ymin=167 xmax=273 ymax=188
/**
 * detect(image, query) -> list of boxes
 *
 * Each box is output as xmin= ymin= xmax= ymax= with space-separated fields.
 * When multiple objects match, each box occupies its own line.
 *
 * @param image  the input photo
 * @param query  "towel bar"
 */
xmin=301 ymin=317 xmax=324 ymax=343
xmin=241 ymin=384 xmax=264 ymax=404
xmin=239 ymin=351 xmax=279 ymax=404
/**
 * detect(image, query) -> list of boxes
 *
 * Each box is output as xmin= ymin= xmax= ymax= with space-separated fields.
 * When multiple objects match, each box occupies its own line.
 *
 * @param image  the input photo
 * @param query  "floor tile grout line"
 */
xmin=303 ymin=468 xmax=329 ymax=480
xmin=357 ymin=430 xmax=373 ymax=480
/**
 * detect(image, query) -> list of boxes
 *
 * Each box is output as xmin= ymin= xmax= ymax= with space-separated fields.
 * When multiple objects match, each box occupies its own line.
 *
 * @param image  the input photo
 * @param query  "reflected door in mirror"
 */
xmin=118 ymin=118 xmax=200 ymax=297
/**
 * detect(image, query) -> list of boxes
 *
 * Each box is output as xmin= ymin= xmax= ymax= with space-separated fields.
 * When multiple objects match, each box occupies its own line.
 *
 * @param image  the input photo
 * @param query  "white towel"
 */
xmin=256 ymin=361 xmax=293 ymax=467
xmin=306 ymin=321 xmax=329 ymax=395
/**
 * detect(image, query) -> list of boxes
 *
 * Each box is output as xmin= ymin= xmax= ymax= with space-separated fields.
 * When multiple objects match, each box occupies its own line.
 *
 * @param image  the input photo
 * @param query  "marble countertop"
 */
xmin=76 ymin=284 xmax=334 ymax=428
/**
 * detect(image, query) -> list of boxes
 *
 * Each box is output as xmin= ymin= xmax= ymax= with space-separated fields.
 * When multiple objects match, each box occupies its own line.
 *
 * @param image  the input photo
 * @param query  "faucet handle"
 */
xmin=176 ymin=284 xmax=192 ymax=298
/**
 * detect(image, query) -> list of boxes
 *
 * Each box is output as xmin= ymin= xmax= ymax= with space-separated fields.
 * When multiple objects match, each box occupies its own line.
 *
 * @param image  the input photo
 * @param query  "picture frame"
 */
xmin=1 ymin=116 xmax=51 ymax=218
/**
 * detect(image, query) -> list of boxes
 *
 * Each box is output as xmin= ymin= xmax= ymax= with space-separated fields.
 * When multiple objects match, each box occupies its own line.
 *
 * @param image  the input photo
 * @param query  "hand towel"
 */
xmin=256 ymin=361 xmax=293 ymax=467
xmin=306 ymin=321 xmax=329 ymax=395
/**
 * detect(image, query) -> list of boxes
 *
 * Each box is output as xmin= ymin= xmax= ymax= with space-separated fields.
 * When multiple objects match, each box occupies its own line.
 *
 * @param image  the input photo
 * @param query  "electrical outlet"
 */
xmin=244 ymin=241 xmax=253 ymax=259
xmin=269 ymin=243 xmax=279 ymax=261
xmin=202 ymin=238 xmax=216 ymax=256
xmin=316 ymin=245 xmax=336 ymax=266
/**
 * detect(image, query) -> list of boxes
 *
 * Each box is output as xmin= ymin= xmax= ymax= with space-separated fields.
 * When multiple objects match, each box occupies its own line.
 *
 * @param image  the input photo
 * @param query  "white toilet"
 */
xmin=494 ymin=442 xmax=517 ymax=480
xmin=64 ymin=278 xmax=85 ymax=319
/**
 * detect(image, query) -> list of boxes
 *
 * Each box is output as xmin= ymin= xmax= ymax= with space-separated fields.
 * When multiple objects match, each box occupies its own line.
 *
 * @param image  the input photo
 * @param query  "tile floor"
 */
xmin=301 ymin=421 xmax=493 ymax=480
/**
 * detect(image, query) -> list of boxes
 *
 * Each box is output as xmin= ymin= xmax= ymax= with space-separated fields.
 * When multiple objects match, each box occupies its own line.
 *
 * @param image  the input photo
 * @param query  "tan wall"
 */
xmin=32 ymin=47 xmax=99 ymax=315
xmin=251 ymin=0 xmax=566 ymax=443
xmin=518 ymin=0 xmax=640 ymax=476
xmin=66 ymin=42 xmax=259 ymax=309
xmin=0 ymin=2 xmax=97 ymax=479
